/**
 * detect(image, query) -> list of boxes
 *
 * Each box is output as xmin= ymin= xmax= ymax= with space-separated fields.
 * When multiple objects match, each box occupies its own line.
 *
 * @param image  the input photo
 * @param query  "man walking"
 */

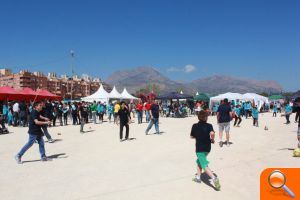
xmin=79 ymin=102 xmax=88 ymax=133
xmin=145 ymin=100 xmax=160 ymax=135
xmin=217 ymin=98 xmax=232 ymax=147
xmin=15 ymin=102 xmax=51 ymax=164
xmin=117 ymin=101 xmax=131 ymax=141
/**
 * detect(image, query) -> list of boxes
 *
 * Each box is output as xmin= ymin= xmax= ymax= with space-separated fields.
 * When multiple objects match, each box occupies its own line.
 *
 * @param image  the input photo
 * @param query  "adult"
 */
xmin=117 ymin=101 xmax=131 ymax=141
xmin=145 ymin=100 xmax=160 ymax=135
xmin=145 ymin=101 xmax=151 ymax=123
xmin=15 ymin=102 xmax=51 ymax=164
xmin=63 ymin=103 xmax=69 ymax=125
xmin=293 ymin=98 xmax=300 ymax=148
xmin=12 ymin=101 xmax=19 ymax=126
xmin=114 ymin=102 xmax=120 ymax=124
xmin=216 ymin=98 xmax=232 ymax=147
xmin=284 ymin=102 xmax=292 ymax=124
xmin=79 ymin=102 xmax=88 ymax=133
xmin=136 ymin=101 xmax=144 ymax=124
xmin=90 ymin=101 xmax=97 ymax=124
xmin=40 ymin=101 xmax=54 ymax=143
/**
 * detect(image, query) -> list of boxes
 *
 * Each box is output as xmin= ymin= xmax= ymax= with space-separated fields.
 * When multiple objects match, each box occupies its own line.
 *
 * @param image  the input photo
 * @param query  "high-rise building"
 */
xmin=0 ymin=68 xmax=111 ymax=99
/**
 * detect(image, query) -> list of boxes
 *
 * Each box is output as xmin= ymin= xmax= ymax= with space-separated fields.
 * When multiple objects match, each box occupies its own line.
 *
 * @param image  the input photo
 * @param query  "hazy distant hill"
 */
xmin=106 ymin=67 xmax=283 ymax=95
xmin=189 ymin=75 xmax=283 ymax=95
xmin=106 ymin=67 xmax=193 ymax=94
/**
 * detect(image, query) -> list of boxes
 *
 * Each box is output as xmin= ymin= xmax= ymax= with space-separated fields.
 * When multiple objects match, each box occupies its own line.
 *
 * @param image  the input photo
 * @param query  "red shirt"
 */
xmin=136 ymin=103 xmax=143 ymax=111
xmin=145 ymin=103 xmax=151 ymax=111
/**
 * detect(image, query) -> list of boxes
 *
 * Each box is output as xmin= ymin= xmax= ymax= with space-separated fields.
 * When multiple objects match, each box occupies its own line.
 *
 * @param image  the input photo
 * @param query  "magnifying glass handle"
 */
xmin=282 ymin=185 xmax=295 ymax=198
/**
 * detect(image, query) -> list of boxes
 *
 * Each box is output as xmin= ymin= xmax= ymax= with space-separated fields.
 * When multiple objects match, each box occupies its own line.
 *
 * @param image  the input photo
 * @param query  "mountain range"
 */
xmin=105 ymin=67 xmax=283 ymax=95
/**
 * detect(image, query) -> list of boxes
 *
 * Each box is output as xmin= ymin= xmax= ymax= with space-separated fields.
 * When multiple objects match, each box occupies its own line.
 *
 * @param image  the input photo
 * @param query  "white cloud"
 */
xmin=184 ymin=65 xmax=196 ymax=73
xmin=167 ymin=64 xmax=197 ymax=73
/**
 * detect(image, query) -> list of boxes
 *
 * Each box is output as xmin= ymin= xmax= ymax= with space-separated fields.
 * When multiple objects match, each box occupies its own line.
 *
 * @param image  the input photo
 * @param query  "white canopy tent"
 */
xmin=121 ymin=88 xmax=138 ymax=100
xmin=81 ymin=84 xmax=110 ymax=103
xmin=109 ymin=86 xmax=122 ymax=99
xmin=242 ymin=93 xmax=269 ymax=110
xmin=209 ymin=92 xmax=269 ymax=110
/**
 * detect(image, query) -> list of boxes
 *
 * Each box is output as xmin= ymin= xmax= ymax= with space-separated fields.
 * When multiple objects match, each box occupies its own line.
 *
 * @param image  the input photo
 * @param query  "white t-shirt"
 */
xmin=13 ymin=103 xmax=19 ymax=112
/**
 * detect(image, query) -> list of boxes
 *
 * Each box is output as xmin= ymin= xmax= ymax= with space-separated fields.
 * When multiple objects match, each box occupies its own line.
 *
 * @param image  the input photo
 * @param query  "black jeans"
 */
xmin=63 ymin=113 xmax=68 ymax=125
xmin=234 ymin=116 xmax=242 ymax=126
xmin=253 ymin=118 xmax=258 ymax=126
xmin=286 ymin=115 xmax=290 ymax=123
xmin=13 ymin=112 xmax=19 ymax=126
xmin=273 ymin=112 xmax=277 ymax=117
xmin=120 ymin=123 xmax=129 ymax=140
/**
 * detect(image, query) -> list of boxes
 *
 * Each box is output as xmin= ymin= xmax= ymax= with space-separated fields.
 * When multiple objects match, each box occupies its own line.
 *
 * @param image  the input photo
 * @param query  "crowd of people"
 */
xmin=2 ymin=96 xmax=300 ymax=192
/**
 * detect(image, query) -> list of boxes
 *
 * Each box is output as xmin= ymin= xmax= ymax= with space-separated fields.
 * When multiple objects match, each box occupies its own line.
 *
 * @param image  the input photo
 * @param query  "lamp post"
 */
xmin=70 ymin=50 xmax=75 ymax=101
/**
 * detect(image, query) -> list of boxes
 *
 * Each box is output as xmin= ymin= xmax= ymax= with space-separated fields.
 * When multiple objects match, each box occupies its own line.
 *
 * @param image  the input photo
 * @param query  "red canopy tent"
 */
xmin=35 ymin=89 xmax=62 ymax=101
xmin=0 ymin=86 xmax=21 ymax=101
xmin=18 ymin=87 xmax=38 ymax=101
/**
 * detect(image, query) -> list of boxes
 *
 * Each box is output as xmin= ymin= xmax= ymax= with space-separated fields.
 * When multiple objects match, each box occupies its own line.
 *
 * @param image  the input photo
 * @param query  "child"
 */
xmin=252 ymin=106 xmax=259 ymax=127
xmin=233 ymin=105 xmax=242 ymax=127
xmin=273 ymin=104 xmax=277 ymax=117
xmin=190 ymin=110 xmax=221 ymax=191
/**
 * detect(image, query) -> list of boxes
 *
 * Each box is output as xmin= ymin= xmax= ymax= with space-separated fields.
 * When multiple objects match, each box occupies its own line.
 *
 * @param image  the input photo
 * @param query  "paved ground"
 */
xmin=0 ymin=113 xmax=299 ymax=200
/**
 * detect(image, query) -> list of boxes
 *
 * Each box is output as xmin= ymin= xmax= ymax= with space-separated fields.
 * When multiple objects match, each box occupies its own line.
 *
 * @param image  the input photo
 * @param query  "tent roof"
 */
xmin=18 ymin=87 xmax=37 ymax=96
xmin=210 ymin=92 xmax=243 ymax=101
xmin=109 ymin=86 xmax=122 ymax=99
xmin=269 ymin=94 xmax=284 ymax=100
xmin=121 ymin=88 xmax=138 ymax=99
xmin=194 ymin=93 xmax=210 ymax=101
xmin=0 ymin=86 xmax=21 ymax=101
xmin=82 ymin=84 xmax=109 ymax=102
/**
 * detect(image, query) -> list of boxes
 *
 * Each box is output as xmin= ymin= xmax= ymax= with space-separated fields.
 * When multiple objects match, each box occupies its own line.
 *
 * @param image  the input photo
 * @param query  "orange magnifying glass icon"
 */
xmin=268 ymin=170 xmax=295 ymax=198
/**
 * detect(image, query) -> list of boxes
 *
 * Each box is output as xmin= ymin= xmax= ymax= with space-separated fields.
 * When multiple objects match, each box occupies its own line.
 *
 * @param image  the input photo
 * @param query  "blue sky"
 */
xmin=0 ymin=0 xmax=299 ymax=91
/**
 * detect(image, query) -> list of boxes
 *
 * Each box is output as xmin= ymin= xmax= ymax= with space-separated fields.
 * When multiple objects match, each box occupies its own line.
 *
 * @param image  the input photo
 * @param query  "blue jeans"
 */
xmin=137 ymin=111 xmax=143 ymax=124
xmin=42 ymin=126 xmax=52 ymax=140
xmin=92 ymin=111 xmax=97 ymax=124
xmin=145 ymin=110 xmax=150 ymax=122
xmin=146 ymin=118 xmax=160 ymax=134
xmin=17 ymin=134 xmax=46 ymax=158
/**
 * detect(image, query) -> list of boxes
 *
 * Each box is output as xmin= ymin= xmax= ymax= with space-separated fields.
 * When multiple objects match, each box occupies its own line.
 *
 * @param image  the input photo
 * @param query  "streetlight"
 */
xmin=70 ymin=50 xmax=74 ymax=101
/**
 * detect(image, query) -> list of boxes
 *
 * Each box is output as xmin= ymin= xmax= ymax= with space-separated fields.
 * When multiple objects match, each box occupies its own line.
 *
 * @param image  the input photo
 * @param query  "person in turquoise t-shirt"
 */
xmin=2 ymin=103 xmax=8 ymax=122
xmin=233 ymin=105 xmax=242 ymax=127
xmin=252 ymin=106 xmax=259 ymax=127
xmin=284 ymin=103 xmax=292 ymax=124
xmin=273 ymin=105 xmax=277 ymax=117
xmin=107 ymin=103 xmax=114 ymax=123
xmin=97 ymin=102 xmax=105 ymax=123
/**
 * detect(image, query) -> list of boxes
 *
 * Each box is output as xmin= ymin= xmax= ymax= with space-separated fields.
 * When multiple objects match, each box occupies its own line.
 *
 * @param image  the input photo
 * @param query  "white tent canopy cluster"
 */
xmin=209 ymin=92 xmax=269 ymax=110
xmin=82 ymin=85 xmax=138 ymax=102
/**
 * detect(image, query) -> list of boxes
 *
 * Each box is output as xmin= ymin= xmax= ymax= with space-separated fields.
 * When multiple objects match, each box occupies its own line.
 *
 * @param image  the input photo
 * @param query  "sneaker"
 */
xmin=192 ymin=177 xmax=201 ymax=183
xmin=219 ymin=141 xmax=223 ymax=147
xmin=41 ymin=157 xmax=51 ymax=162
xmin=15 ymin=155 xmax=22 ymax=164
xmin=48 ymin=139 xmax=54 ymax=143
xmin=213 ymin=178 xmax=221 ymax=191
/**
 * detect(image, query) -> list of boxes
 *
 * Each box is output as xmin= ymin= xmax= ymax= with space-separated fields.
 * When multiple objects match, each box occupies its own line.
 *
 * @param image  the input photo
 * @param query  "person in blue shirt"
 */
xmin=284 ymin=102 xmax=292 ymax=124
xmin=252 ymin=106 xmax=259 ymax=127
xmin=233 ymin=105 xmax=242 ymax=127
xmin=107 ymin=103 xmax=114 ymax=123
xmin=2 ymin=103 xmax=8 ymax=123
xmin=273 ymin=104 xmax=277 ymax=117
xmin=97 ymin=102 xmax=105 ymax=123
